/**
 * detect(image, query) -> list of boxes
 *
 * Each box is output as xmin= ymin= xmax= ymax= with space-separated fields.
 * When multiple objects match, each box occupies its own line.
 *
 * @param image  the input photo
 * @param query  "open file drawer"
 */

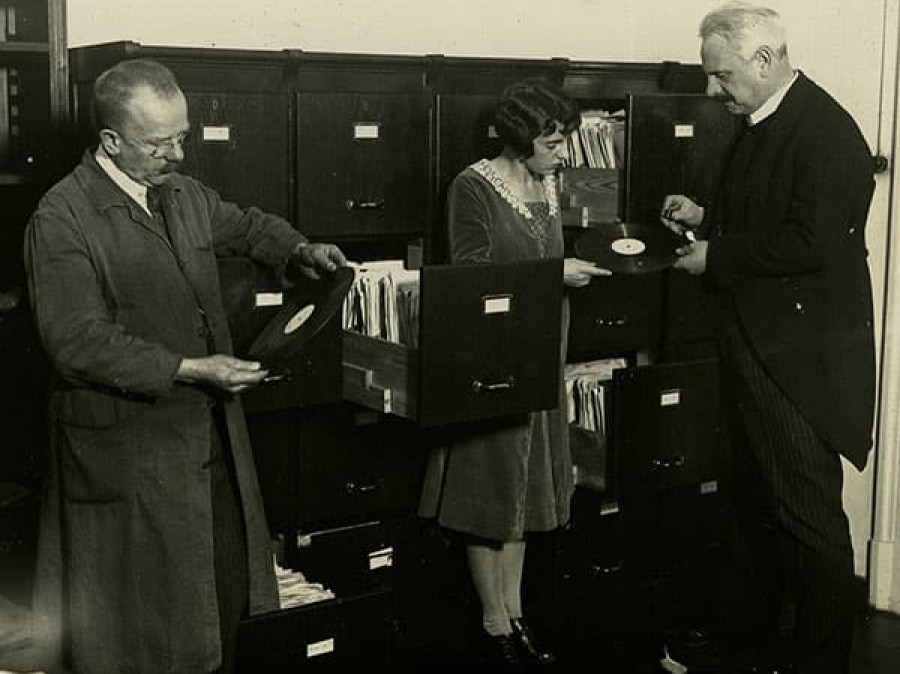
xmin=343 ymin=258 xmax=564 ymax=427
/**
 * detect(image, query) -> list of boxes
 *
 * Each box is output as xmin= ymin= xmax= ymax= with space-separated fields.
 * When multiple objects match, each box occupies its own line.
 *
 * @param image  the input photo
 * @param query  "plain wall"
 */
xmin=67 ymin=0 xmax=892 ymax=577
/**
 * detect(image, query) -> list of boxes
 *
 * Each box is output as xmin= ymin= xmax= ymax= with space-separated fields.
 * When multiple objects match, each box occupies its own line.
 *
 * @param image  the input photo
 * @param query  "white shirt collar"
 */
xmin=94 ymin=146 xmax=153 ymax=216
xmin=748 ymin=71 xmax=798 ymax=126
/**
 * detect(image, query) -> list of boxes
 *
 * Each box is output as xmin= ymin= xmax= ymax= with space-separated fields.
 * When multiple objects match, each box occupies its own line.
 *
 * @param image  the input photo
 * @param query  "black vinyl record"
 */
xmin=247 ymin=266 xmax=354 ymax=373
xmin=574 ymin=221 xmax=687 ymax=274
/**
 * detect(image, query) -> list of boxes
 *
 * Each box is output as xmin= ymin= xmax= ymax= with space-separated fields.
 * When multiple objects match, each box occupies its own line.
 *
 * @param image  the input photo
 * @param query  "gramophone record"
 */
xmin=248 ymin=266 xmax=354 ymax=374
xmin=574 ymin=221 xmax=687 ymax=274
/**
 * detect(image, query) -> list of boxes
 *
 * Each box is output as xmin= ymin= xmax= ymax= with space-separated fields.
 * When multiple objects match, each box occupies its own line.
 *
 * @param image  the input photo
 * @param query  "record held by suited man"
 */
xmin=574 ymin=221 xmax=688 ymax=274
xmin=247 ymin=266 xmax=355 ymax=376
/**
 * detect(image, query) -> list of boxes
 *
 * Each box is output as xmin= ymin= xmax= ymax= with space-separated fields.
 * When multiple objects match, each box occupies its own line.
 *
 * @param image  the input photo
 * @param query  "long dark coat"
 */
xmin=24 ymin=150 xmax=306 ymax=673
xmin=705 ymin=72 xmax=876 ymax=470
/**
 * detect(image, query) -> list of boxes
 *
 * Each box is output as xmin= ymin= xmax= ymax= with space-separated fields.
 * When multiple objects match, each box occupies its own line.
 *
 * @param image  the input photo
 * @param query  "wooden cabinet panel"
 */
xmin=180 ymin=91 xmax=290 ymax=218
xmin=295 ymin=91 xmax=431 ymax=238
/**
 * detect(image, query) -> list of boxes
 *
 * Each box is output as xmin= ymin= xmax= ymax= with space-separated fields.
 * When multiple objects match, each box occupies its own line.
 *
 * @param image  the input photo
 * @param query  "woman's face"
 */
xmin=524 ymin=124 xmax=569 ymax=176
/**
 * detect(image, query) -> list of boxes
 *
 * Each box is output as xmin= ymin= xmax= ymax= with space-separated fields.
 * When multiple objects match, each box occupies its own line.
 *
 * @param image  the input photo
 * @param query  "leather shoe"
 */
xmin=483 ymin=632 xmax=521 ymax=669
xmin=510 ymin=618 xmax=556 ymax=665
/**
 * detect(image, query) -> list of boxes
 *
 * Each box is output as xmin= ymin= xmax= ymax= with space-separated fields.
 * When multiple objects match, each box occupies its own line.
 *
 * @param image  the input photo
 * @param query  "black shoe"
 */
xmin=483 ymin=632 xmax=522 ymax=669
xmin=510 ymin=618 xmax=556 ymax=665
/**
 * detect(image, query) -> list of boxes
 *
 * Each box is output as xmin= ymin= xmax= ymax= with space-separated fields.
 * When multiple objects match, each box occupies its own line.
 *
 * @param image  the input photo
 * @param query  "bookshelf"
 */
xmin=0 ymin=0 xmax=67 ymax=183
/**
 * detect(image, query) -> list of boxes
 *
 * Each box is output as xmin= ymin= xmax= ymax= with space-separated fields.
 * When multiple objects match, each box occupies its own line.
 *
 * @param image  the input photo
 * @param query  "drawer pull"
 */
xmin=650 ymin=456 xmax=686 ymax=470
xmin=589 ymin=561 xmax=623 ymax=578
xmin=472 ymin=376 xmax=516 ymax=393
xmin=345 ymin=481 xmax=381 ymax=495
xmin=593 ymin=316 xmax=628 ymax=327
xmin=345 ymin=199 xmax=385 ymax=210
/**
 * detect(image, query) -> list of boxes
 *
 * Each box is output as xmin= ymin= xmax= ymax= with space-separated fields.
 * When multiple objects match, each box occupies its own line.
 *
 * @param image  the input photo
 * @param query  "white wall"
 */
xmin=67 ymin=0 xmax=894 ymax=580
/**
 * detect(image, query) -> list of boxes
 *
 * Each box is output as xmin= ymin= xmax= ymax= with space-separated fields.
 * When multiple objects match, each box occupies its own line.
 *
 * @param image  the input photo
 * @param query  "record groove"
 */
xmin=574 ymin=221 xmax=687 ymax=274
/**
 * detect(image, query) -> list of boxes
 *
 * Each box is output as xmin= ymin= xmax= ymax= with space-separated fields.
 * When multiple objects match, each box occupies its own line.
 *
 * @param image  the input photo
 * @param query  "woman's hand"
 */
xmin=564 ymin=258 xmax=611 ymax=287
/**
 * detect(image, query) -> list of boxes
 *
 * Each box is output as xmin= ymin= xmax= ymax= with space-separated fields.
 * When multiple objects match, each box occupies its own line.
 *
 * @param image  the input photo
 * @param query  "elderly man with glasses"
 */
xmin=23 ymin=58 xmax=346 ymax=674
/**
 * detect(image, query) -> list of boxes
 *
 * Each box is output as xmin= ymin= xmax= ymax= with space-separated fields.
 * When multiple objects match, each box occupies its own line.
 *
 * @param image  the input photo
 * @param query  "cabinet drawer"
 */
xmin=566 ymin=272 xmax=662 ymax=358
xmin=343 ymin=259 xmax=564 ymax=426
xmin=286 ymin=521 xmax=396 ymax=594
xmin=236 ymin=587 xmax=395 ymax=672
xmin=613 ymin=359 xmax=720 ymax=493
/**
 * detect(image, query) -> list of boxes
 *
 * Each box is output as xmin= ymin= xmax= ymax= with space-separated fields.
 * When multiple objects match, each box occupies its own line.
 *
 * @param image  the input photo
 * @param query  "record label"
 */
xmin=284 ymin=305 xmax=316 ymax=333
xmin=611 ymin=238 xmax=646 ymax=256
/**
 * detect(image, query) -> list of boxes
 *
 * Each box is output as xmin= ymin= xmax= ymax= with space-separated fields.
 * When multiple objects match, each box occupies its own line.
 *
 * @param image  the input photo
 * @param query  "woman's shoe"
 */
xmin=483 ymin=632 xmax=522 ymax=668
xmin=510 ymin=618 xmax=556 ymax=665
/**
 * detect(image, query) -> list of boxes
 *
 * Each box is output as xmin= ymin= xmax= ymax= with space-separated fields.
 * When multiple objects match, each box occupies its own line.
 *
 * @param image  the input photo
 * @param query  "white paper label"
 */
xmin=307 ymin=638 xmax=335 ymax=658
xmin=368 ymin=547 xmax=394 ymax=570
xmin=353 ymin=123 xmax=380 ymax=140
xmin=483 ymin=295 xmax=512 ymax=315
xmin=255 ymin=292 xmax=284 ymax=308
xmin=660 ymin=389 xmax=681 ymax=407
xmin=701 ymin=480 xmax=719 ymax=494
xmin=202 ymin=125 xmax=231 ymax=142
xmin=674 ymin=124 xmax=695 ymax=138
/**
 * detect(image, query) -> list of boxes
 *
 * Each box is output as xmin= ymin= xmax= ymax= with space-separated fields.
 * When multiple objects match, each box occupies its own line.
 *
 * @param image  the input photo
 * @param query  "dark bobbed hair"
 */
xmin=92 ymin=59 xmax=183 ymax=133
xmin=494 ymin=80 xmax=580 ymax=157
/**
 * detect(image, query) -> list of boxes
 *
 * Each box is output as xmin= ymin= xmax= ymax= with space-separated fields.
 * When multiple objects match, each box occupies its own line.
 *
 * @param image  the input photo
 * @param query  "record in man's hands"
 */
xmin=247 ymin=266 xmax=354 ymax=374
xmin=574 ymin=221 xmax=687 ymax=274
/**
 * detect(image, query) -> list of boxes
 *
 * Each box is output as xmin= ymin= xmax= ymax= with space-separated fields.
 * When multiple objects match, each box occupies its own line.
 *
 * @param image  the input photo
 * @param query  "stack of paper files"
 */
xmin=567 ymin=109 xmax=625 ymax=169
xmin=343 ymin=260 xmax=420 ymax=346
xmin=274 ymin=561 xmax=335 ymax=609
xmin=564 ymin=358 xmax=627 ymax=432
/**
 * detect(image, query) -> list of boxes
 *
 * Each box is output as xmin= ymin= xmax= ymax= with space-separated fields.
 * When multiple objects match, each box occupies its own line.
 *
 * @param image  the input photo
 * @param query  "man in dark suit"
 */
xmin=661 ymin=3 xmax=876 ymax=673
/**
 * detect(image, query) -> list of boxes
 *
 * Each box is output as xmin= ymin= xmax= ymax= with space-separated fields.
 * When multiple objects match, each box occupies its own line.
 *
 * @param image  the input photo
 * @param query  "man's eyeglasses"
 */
xmin=112 ymin=129 xmax=191 ymax=158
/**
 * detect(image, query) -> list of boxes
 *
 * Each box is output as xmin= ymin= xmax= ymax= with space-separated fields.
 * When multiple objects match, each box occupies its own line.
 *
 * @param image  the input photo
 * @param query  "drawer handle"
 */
xmin=472 ymin=376 xmax=516 ymax=393
xmin=650 ymin=456 xmax=686 ymax=470
xmin=345 ymin=199 xmax=385 ymax=210
xmin=593 ymin=316 xmax=628 ymax=327
xmin=345 ymin=481 xmax=381 ymax=495
xmin=589 ymin=561 xmax=623 ymax=578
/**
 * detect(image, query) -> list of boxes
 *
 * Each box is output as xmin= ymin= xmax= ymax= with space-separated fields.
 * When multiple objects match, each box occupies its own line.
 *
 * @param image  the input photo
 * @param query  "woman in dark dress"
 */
xmin=419 ymin=81 xmax=609 ymax=667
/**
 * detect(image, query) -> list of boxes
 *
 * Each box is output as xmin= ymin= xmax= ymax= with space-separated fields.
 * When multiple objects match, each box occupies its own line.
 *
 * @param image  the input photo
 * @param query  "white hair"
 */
xmin=700 ymin=2 xmax=788 ymax=61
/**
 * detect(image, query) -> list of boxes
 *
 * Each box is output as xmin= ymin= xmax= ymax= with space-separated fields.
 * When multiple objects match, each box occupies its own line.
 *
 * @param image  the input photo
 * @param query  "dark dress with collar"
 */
xmin=418 ymin=160 xmax=573 ymax=542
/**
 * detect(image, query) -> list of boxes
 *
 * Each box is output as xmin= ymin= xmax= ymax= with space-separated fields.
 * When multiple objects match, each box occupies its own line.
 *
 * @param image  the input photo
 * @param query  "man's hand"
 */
xmin=564 ymin=257 xmax=612 ymax=288
xmin=291 ymin=243 xmax=348 ymax=279
xmin=661 ymin=195 xmax=704 ymax=236
xmin=176 ymin=355 xmax=269 ymax=394
xmin=673 ymin=240 xmax=709 ymax=276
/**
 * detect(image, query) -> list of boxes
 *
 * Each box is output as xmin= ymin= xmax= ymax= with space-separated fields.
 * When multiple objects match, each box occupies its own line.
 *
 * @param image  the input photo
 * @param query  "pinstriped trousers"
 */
xmin=718 ymin=320 xmax=855 ymax=674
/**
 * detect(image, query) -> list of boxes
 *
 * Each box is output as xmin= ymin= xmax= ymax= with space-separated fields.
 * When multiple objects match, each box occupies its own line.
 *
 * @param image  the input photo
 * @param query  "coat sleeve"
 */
xmin=24 ymin=201 xmax=183 ymax=397
xmin=706 ymin=119 xmax=872 ymax=287
xmin=194 ymin=179 xmax=308 ymax=278
xmin=447 ymin=172 xmax=493 ymax=264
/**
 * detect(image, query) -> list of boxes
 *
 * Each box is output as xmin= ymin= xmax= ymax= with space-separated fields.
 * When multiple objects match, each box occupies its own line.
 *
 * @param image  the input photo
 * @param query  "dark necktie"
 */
xmin=146 ymin=185 xmax=165 ymax=222
xmin=146 ymin=185 xmax=174 ymax=244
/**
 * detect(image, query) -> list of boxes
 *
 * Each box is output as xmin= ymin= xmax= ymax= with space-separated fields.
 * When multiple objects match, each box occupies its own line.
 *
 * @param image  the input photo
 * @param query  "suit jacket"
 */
xmin=705 ymin=72 xmax=876 ymax=470
xmin=24 ymin=150 xmax=306 ymax=673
